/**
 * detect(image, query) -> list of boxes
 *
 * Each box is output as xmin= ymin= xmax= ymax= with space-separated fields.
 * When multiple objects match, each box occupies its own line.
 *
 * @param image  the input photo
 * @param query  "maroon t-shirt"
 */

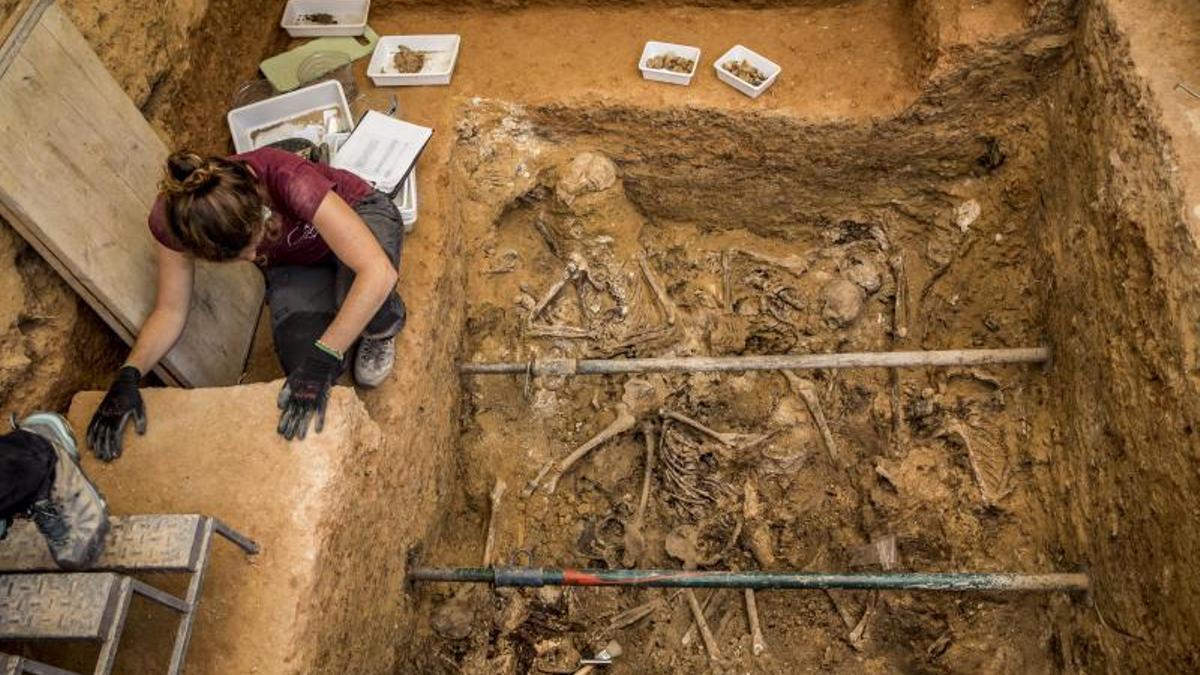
xmin=148 ymin=147 xmax=374 ymax=267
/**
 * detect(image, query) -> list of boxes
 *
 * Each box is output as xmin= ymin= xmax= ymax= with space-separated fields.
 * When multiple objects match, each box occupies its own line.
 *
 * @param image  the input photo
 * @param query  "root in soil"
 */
xmin=392 ymin=46 xmax=426 ymax=73
xmin=646 ymin=53 xmax=695 ymax=74
xmin=721 ymin=59 xmax=767 ymax=86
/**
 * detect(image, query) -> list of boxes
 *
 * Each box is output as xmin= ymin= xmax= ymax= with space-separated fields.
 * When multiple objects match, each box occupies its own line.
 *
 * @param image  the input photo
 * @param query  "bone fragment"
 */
xmin=721 ymin=250 xmax=733 ymax=311
xmin=530 ymin=263 xmax=577 ymax=324
xmin=783 ymin=372 xmax=840 ymax=463
xmin=544 ymin=403 xmax=638 ymax=493
xmin=528 ymin=324 xmax=593 ymax=339
xmin=734 ymin=247 xmax=811 ymax=277
xmin=681 ymin=589 xmax=718 ymax=646
xmin=889 ymin=254 xmax=909 ymax=340
xmin=848 ymin=591 xmax=878 ymax=648
xmin=638 ymin=254 xmax=676 ymax=325
xmin=686 ymin=589 xmax=722 ymax=661
xmin=743 ymin=481 xmax=776 ymax=567
xmin=745 ymin=589 xmax=766 ymax=656
xmin=623 ymin=422 xmax=656 ymax=567
xmin=660 ymin=409 xmax=740 ymax=447
xmin=482 ymin=479 xmax=507 ymax=567
xmin=572 ymin=639 xmax=624 ymax=675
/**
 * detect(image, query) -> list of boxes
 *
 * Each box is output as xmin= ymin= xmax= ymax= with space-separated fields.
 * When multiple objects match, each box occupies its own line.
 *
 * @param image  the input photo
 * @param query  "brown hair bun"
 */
xmin=161 ymin=151 xmax=218 ymax=195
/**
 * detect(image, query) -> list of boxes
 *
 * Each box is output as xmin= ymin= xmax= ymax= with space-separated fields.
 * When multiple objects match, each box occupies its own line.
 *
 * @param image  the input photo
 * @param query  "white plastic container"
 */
xmin=714 ymin=45 xmax=781 ymax=99
xmin=367 ymin=35 xmax=461 ymax=86
xmin=638 ymin=41 xmax=701 ymax=86
xmin=394 ymin=169 xmax=418 ymax=232
xmin=280 ymin=0 xmax=370 ymax=37
xmin=227 ymin=80 xmax=353 ymax=153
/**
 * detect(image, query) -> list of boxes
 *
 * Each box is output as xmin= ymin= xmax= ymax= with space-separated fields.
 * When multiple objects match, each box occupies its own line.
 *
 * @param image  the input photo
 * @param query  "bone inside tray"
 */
xmin=382 ymin=44 xmax=455 ymax=74
xmin=249 ymin=107 xmax=347 ymax=148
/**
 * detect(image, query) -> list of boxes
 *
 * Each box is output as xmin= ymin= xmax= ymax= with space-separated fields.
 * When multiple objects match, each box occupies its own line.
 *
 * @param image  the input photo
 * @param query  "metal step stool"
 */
xmin=1 ymin=651 xmax=78 ymax=675
xmin=0 ymin=515 xmax=258 ymax=674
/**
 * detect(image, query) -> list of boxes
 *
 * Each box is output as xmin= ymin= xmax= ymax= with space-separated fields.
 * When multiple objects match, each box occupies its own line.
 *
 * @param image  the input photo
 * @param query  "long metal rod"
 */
xmin=409 ymin=567 xmax=1087 ymax=593
xmin=459 ymin=347 xmax=1051 ymax=377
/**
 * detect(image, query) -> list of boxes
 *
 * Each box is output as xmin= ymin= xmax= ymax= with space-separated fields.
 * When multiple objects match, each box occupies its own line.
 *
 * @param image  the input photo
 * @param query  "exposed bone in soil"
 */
xmin=392 ymin=46 xmax=426 ymax=73
xmin=419 ymin=90 xmax=1056 ymax=670
xmin=645 ymin=53 xmax=694 ymax=73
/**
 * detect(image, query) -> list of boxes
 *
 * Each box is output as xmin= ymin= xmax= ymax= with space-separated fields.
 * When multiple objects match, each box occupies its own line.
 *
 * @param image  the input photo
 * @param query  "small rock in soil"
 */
xmin=647 ymin=52 xmax=695 ymax=73
xmin=556 ymin=152 xmax=618 ymax=205
xmin=393 ymin=46 xmax=426 ymax=73
xmin=821 ymin=278 xmax=865 ymax=327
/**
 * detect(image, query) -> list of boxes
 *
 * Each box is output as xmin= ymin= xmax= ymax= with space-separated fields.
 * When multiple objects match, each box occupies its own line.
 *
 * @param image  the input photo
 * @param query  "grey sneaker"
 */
xmin=19 ymin=412 xmax=109 ymax=570
xmin=354 ymin=336 xmax=396 ymax=388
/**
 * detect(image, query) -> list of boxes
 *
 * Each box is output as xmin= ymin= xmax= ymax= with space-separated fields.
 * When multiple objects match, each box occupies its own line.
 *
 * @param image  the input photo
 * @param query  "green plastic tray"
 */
xmin=260 ymin=27 xmax=379 ymax=92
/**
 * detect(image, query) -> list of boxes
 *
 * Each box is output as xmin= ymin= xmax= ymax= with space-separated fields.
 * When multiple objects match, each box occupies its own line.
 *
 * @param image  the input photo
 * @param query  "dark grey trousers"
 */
xmin=265 ymin=192 xmax=406 ymax=375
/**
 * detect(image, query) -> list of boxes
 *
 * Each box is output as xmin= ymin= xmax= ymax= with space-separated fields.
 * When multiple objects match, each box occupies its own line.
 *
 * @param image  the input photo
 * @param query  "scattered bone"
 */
xmin=485 ymin=249 xmax=520 ymax=274
xmin=556 ymin=152 xmax=617 ymax=206
xmin=680 ymin=589 xmax=718 ymax=647
xmin=745 ymin=589 xmax=766 ymax=656
xmin=588 ymin=325 xmax=675 ymax=358
xmin=431 ymin=594 xmax=475 ymax=640
xmin=848 ymin=591 xmax=879 ymax=648
xmin=660 ymin=409 xmax=740 ymax=448
xmin=954 ymin=199 xmax=981 ymax=232
xmin=742 ymin=480 xmax=776 ymax=567
xmin=483 ymin=479 xmax=507 ymax=567
xmin=733 ymin=247 xmax=812 ymax=277
xmin=573 ymin=640 xmax=623 ymax=675
xmin=622 ymin=422 xmax=656 ymax=567
xmin=607 ymin=597 xmax=663 ymax=630
xmin=782 ymin=372 xmax=840 ymax=464
xmin=821 ymin=278 xmax=865 ymax=327
xmin=538 ymin=378 xmax=667 ymax=494
xmin=686 ymin=589 xmax=722 ymax=661
xmin=638 ymin=254 xmax=676 ymax=325
xmin=844 ymin=259 xmax=882 ymax=293
xmin=889 ymin=254 xmax=909 ymax=339
xmin=937 ymin=419 xmax=1013 ymax=505
xmin=659 ymin=426 xmax=733 ymax=509
xmin=495 ymin=592 xmax=529 ymax=636
xmin=527 ymin=324 xmax=594 ymax=339
xmin=544 ymin=403 xmax=636 ymax=494
xmin=721 ymin=250 xmax=733 ymax=310
xmin=530 ymin=263 xmax=578 ymax=324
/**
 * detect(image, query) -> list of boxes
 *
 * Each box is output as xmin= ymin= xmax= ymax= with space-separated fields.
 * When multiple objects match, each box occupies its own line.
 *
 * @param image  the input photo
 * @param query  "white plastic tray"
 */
xmin=367 ymin=35 xmax=461 ymax=86
xmin=639 ymin=41 xmax=700 ymax=86
xmin=227 ymin=80 xmax=353 ymax=153
xmin=394 ymin=168 xmax=417 ymax=232
xmin=714 ymin=45 xmax=781 ymax=99
xmin=281 ymin=0 xmax=370 ymax=37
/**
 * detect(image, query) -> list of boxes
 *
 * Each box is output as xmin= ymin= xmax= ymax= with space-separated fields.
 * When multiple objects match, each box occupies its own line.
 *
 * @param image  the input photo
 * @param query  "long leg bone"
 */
xmin=783 ymin=372 xmax=840 ymax=464
xmin=482 ymin=479 xmax=507 ymax=567
xmin=527 ymin=324 xmax=594 ymax=339
xmin=622 ymin=422 xmax=656 ymax=567
xmin=745 ymin=589 xmax=766 ymax=656
xmin=681 ymin=588 xmax=717 ymax=647
xmin=686 ymin=589 xmax=722 ymax=661
xmin=638 ymin=254 xmax=676 ymax=325
xmin=733 ymin=247 xmax=812 ymax=277
xmin=543 ymin=404 xmax=638 ymax=494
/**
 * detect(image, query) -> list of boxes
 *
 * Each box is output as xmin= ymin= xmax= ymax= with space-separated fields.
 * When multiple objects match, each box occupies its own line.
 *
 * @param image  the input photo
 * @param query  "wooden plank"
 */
xmin=0 ymin=0 xmax=47 ymax=79
xmin=0 ymin=4 xmax=263 ymax=387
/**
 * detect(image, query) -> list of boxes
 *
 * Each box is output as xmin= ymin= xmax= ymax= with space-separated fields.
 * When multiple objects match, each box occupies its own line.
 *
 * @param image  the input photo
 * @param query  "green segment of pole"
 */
xmin=408 ymin=567 xmax=1088 ymax=593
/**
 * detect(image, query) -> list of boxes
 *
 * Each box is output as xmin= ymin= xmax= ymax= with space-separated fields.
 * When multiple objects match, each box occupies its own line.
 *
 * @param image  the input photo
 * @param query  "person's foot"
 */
xmin=354 ymin=336 xmax=395 ymax=388
xmin=18 ymin=412 xmax=109 ymax=570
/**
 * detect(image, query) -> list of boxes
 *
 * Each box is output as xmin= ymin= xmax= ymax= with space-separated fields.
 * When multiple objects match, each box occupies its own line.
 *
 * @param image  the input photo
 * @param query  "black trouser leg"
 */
xmin=0 ymin=430 xmax=56 ymax=532
xmin=335 ymin=192 xmax=407 ymax=339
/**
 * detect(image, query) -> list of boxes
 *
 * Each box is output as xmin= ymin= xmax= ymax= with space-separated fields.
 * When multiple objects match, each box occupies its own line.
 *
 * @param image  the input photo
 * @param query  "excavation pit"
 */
xmin=406 ymin=84 xmax=1065 ymax=671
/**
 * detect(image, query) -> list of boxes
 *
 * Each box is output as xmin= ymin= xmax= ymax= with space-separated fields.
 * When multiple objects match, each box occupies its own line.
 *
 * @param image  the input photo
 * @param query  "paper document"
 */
xmin=331 ymin=111 xmax=433 ymax=193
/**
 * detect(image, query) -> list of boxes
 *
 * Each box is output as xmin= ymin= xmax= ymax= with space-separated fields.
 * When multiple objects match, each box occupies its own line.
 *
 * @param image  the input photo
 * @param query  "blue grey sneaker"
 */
xmin=17 ymin=412 xmax=109 ymax=570
xmin=354 ymin=336 xmax=396 ymax=388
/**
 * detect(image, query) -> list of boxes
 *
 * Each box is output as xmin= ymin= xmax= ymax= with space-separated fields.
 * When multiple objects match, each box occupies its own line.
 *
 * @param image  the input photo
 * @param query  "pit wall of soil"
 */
xmin=0 ymin=0 xmax=286 ymax=416
xmin=1032 ymin=0 xmax=1200 ymax=670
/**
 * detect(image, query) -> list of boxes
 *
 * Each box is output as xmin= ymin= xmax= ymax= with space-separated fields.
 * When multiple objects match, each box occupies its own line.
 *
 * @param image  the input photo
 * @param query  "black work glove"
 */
xmin=277 ymin=344 xmax=342 ymax=441
xmin=86 ymin=365 xmax=146 ymax=461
